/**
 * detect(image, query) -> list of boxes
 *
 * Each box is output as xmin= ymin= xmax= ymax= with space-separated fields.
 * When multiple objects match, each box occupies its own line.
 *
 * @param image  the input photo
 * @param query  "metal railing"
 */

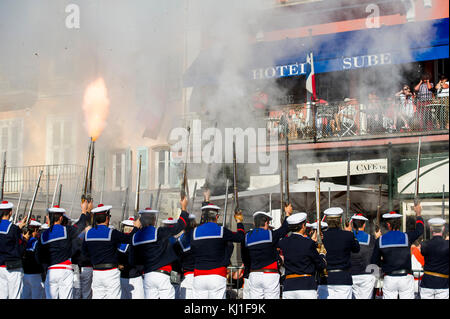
xmin=266 ymin=96 xmax=449 ymax=141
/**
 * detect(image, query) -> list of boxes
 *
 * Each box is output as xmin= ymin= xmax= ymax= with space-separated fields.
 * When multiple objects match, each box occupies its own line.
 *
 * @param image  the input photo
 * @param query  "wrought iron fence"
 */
xmin=267 ymin=96 xmax=449 ymax=141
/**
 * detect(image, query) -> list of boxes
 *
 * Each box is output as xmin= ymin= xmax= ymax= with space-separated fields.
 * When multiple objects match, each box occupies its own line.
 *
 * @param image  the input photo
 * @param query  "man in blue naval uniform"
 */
xmin=419 ymin=217 xmax=448 ymax=299
xmin=322 ymin=207 xmax=360 ymax=299
xmin=244 ymin=210 xmax=291 ymax=299
xmin=278 ymin=212 xmax=327 ymax=299
xmin=173 ymin=213 xmax=197 ymax=299
xmin=347 ymin=213 xmax=376 ymax=299
xmin=132 ymin=197 xmax=189 ymax=299
xmin=82 ymin=204 xmax=138 ymax=299
xmin=36 ymin=203 xmax=88 ymax=299
xmin=118 ymin=217 xmax=144 ymax=299
xmin=21 ymin=219 xmax=45 ymax=299
xmin=0 ymin=201 xmax=28 ymax=299
xmin=190 ymin=203 xmax=245 ymax=299
xmin=370 ymin=204 xmax=424 ymax=299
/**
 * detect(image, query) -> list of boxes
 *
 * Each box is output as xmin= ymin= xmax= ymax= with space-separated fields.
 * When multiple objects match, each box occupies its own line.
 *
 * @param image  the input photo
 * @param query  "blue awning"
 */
xmin=183 ymin=18 xmax=449 ymax=87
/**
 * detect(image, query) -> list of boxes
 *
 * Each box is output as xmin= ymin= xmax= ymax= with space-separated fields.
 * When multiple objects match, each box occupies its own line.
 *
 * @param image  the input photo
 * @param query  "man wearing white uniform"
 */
xmin=348 ymin=213 xmax=376 ymax=299
xmin=370 ymin=204 xmax=424 ymax=299
xmin=0 ymin=201 xmax=27 ymax=299
xmin=82 ymin=204 xmax=138 ymax=299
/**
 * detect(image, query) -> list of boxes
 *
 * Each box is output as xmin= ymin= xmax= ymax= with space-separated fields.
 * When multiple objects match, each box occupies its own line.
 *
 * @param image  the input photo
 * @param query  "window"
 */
xmin=137 ymin=147 xmax=148 ymax=189
xmin=112 ymin=150 xmax=130 ymax=191
xmin=46 ymin=117 xmax=76 ymax=165
xmin=0 ymin=119 xmax=23 ymax=167
xmin=154 ymin=148 xmax=180 ymax=188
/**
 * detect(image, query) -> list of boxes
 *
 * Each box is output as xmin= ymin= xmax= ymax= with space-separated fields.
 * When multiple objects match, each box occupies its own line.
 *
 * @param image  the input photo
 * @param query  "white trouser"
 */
xmin=79 ymin=267 xmax=93 ymax=299
xmin=247 ymin=272 xmax=280 ymax=299
xmin=45 ymin=267 xmax=74 ymax=299
xmin=419 ymin=287 xmax=449 ymax=299
xmin=283 ymin=289 xmax=317 ymax=299
xmin=179 ymin=273 xmax=194 ymax=299
xmin=0 ymin=267 xmax=24 ymax=299
xmin=326 ymin=285 xmax=353 ymax=299
xmin=192 ymin=274 xmax=226 ymax=299
xmin=352 ymin=274 xmax=376 ymax=299
xmin=242 ymin=278 xmax=250 ymax=299
xmin=21 ymin=273 xmax=44 ymax=299
xmin=382 ymin=275 xmax=414 ymax=299
xmin=121 ymin=276 xmax=145 ymax=299
xmin=143 ymin=272 xmax=175 ymax=299
xmin=92 ymin=268 xmax=121 ymax=299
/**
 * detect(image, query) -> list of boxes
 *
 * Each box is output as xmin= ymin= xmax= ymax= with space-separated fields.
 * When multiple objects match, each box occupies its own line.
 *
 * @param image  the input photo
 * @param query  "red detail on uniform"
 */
xmin=48 ymin=259 xmax=72 ymax=271
xmin=389 ymin=211 xmax=397 ymax=214
xmin=1 ymin=201 xmax=8 ymax=204
xmin=98 ymin=204 xmax=104 ymax=207
xmin=357 ymin=213 xmax=363 ymax=216
xmin=158 ymin=264 xmax=172 ymax=273
xmin=53 ymin=205 xmax=60 ymax=208
xmin=237 ymin=228 xmax=244 ymax=233
xmin=168 ymin=217 xmax=173 ymax=220
xmin=93 ymin=268 xmax=118 ymax=271
xmin=129 ymin=217 xmax=135 ymax=221
xmin=411 ymin=246 xmax=425 ymax=266
xmin=0 ymin=265 xmax=6 ymax=267
xmin=145 ymin=208 xmax=151 ymax=210
xmin=416 ymin=220 xmax=424 ymax=225
xmin=179 ymin=216 xmax=186 ymax=226
xmin=194 ymin=267 xmax=227 ymax=278
xmin=262 ymin=261 xmax=278 ymax=271
xmin=184 ymin=271 xmax=194 ymax=276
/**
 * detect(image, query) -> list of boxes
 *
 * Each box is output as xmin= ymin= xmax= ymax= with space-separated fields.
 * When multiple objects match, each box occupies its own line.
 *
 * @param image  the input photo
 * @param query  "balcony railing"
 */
xmin=266 ymin=96 xmax=449 ymax=142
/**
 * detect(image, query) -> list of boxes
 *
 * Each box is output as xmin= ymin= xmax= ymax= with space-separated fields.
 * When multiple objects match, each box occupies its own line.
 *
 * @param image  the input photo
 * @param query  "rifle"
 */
xmin=121 ymin=186 xmax=129 ymax=222
xmin=189 ymin=181 xmax=197 ymax=213
xmin=13 ymin=184 xmax=24 ymax=224
xmin=0 ymin=151 xmax=6 ymax=201
xmin=149 ymin=193 xmax=154 ymax=210
xmin=180 ymin=126 xmax=191 ymax=200
xmin=279 ymin=159 xmax=283 ymax=224
xmin=283 ymin=136 xmax=290 ymax=221
xmin=223 ymin=179 xmax=229 ymax=228
xmin=25 ymin=170 xmax=43 ymax=226
xmin=376 ymin=175 xmax=382 ymax=231
xmin=232 ymin=141 xmax=239 ymax=213
xmin=57 ymin=184 xmax=63 ymax=207
xmin=315 ymin=169 xmax=322 ymax=245
xmin=155 ymin=183 xmax=161 ymax=210
xmin=135 ymin=155 xmax=142 ymax=215
xmin=414 ymin=137 xmax=422 ymax=206
xmin=51 ymin=166 xmax=61 ymax=207
xmin=81 ymin=138 xmax=95 ymax=203
xmin=345 ymin=151 xmax=351 ymax=227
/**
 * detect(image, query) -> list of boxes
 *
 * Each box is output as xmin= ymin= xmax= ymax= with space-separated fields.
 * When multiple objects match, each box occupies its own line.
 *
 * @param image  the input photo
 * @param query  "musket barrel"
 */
xmin=414 ymin=137 xmax=422 ymax=205
xmin=181 ymin=126 xmax=191 ymax=200
xmin=82 ymin=140 xmax=92 ymax=202
xmin=1 ymin=151 xmax=6 ymax=201
xmin=26 ymin=170 xmax=43 ymax=225
xmin=223 ymin=179 xmax=229 ymax=228
xmin=279 ymin=159 xmax=283 ymax=224
xmin=315 ymin=169 xmax=322 ymax=245
xmin=13 ymin=184 xmax=23 ymax=224
xmin=155 ymin=183 xmax=161 ymax=210
xmin=135 ymin=155 xmax=142 ymax=214
xmin=51 ymin=166 xmax=61 ymax=207
xmin=88 ymin=139 xmax=95 ymax=202
xmin=57 ymin=184 xmax=63 ymax=207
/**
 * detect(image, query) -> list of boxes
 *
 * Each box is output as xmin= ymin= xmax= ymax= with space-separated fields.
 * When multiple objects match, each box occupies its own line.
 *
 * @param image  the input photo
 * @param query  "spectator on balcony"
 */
xmin=252 ymin=87 xmax=269 ymax=117
xmin=395 ymin=85 xmax=415 ymax=131
xmin=333 ymin=98 xmax=359 ymax=136
xmin=435 ymin=74 xmax=449 ymax=129
xmin=414 ymin=73 xmax=434 ymax=130
xmin=279 ymin=111 xmax=289 ymax=140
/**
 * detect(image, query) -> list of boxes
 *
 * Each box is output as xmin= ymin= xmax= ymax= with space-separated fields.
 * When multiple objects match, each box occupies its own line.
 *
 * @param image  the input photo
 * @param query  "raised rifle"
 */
xmin=51 ymin=166 xmax=61 ymax=207
xmin=81 ymin=138 xmax=95 ymax=203
xmin=13 ymin=184 xmax=23 ymax=224
xmin=149 ymin=193 xmax=154 ymax=210
xmin=25 ymin=170 xmax=43 ymax=226
xmin=57 ymin=184 xmax=63 ymax=207
xmin=376 ymin=175 xmax=382 ymax=231
xmin=223 ymin=179 xmax=229 ymax=228
xmin=180 ymin=126 xmax=191 ymax=201
xmin=232 ymin=141 xmax=240 ymax=213
xmin=0 ymin=151 xmax=6 ymax=201
xmin=283 ymin=136 xmax=290 ymax=221
xmin=189 ymin=181 xmax=197 ymax=213
xmin=135 ymin=155 xmax=142 ymax=215
xmin=315 ymin=169 xmax=322 ymax=245
xmin=155 ymin=183 xmax=161 ymax=211
xmin=279 ymin=159 xmax=284 ymax=224
xmin=414 ymin=137 xmax=422 ymax=206
xmin=345 ymin=151 xmax=351 ymax=227
xmin=121 ymin=186 xmax=129 ymax=222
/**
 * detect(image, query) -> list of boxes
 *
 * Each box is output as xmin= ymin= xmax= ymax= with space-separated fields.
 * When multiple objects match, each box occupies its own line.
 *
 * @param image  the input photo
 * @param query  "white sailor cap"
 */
xmin=253 ymin=211 xmax=272 ymax=220
xmin=306 ymin=222 xmax=313 ymax=228
xmin=324 ymin=207 xmax=344 ymax=216
xmin=121 ymin=217 xmax=135 ymax=227
xmin=162 ymin=217 xmax=178 ymax=224
xmin=311 ymin=221 xmax=328 ymax=230
xmin=138 ymin=207 xmax=159 ymax=215
xmin=382 ymin=211 xmax=402 ymax=219
xmin=201 ymin=204 xmax=221 ymax=211
xmin=47 ymin=205 xmax=66 ymax=214
xmin=40 ymin=223 xmax=49 ymax=230
xmin=350 ymin=213 xmax=368 ymax=221
xmin=428 ymin=218 xmax=446 ymax=226
xmin=29 ymin=219 xmax=42 ymax=228
xmin=0 ymin=201 xmax=14 ymax=210
xmin=286 ymin=212 xmax=307 ymax=225
xmin=91 ymin=204 xmax=112 ymax=214
xmin=189 ymin=214 xmax=196 ymax=219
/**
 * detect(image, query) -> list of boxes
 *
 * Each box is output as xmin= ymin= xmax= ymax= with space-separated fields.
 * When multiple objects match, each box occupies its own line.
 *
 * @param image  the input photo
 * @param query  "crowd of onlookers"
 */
xmin=266 ymin=74 xmax=449 ymax=140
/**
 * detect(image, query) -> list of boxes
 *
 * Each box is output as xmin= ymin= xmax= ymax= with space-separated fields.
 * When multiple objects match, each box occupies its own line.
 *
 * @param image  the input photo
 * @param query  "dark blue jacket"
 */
xmin=173 ymin=230 xmax=195 ymax=274
xmin=132 ymin=211 xmax=189 ymax=274
xmin=190 ymin=221 xmax=245 ymax=270
xmin=22 ymin=236 xmax=44 ymax=274
xmin=371 ymin=216 xmax=424 ymax=275
xmin=350 ymin=230 xmax=375 ymax=275
xmin=82 ymin=224 xmax=137 ymax=266
xmin=278 ymin=233 xmax=327 ymax=291
xmin=117 ymin=243 xmax=143 ymax=278
xmin=420 ymin=235 xmax=449 ymax=289
xmin=244 ymin=220 xmax=289 ymax=270
xmin=322 ymin=228 xmax=360 ymax=285
xmin=0 ymin=219 xmax=26 ymax=266
xmin=36 ymin=214 xmax=88 ymax=266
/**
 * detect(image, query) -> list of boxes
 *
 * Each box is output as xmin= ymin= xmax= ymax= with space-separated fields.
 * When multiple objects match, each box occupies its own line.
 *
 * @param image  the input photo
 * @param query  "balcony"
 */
xmin=266 ymin=96 xmax=449 ymax=143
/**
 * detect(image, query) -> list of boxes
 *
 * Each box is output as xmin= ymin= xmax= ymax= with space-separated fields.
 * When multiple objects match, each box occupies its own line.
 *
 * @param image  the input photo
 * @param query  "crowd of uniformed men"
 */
xmin=0 ymin=189 xmax=448 ymax=300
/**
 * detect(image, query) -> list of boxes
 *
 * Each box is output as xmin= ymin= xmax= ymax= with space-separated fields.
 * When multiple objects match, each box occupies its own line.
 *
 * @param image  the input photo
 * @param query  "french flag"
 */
xmin=306 ymin=52 xmax=317 ymax=101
